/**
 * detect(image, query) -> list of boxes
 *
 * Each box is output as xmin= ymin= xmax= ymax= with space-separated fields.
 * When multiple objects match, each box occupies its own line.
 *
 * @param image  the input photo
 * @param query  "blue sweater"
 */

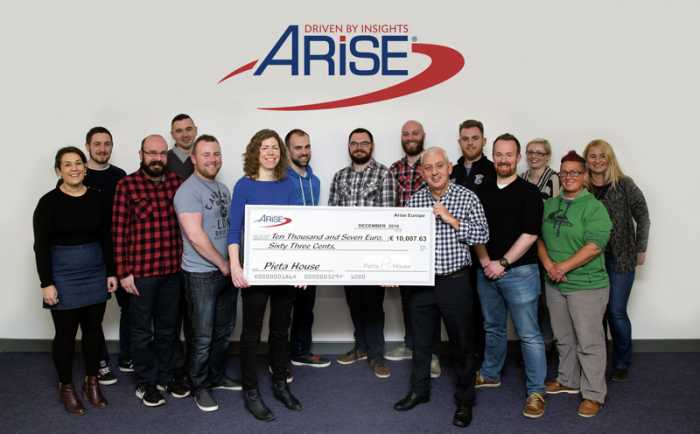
xmin=227 ymin=176 xmax=301 ymax=245
xmin=286 ymin=166 xmax=321 ymax=206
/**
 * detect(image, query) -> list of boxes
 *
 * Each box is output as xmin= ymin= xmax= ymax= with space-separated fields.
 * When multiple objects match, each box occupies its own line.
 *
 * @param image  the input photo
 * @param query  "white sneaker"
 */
xmin=385 ymin=345 xmax=413 ymax=361
xmin=430 ymin=354 xmax=442 ymax=378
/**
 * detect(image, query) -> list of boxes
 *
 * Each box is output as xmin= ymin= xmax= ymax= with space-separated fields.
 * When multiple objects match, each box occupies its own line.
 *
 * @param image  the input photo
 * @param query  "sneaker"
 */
xmin=194 ymin=388 xmax=219 ymax=412
xmin=291 ymin=353 xmax=331 ymax=368
xmin=369 ymin=359 xmax=391 ymax=379
xmin=337 ymin=347 xmax=368 ymax=365
xmin=611 ymin=368 xmax=628 ymax=382
xmin=157 ymin=380 xmax=191 ymax=399
xmin=118 ymin=359 xmax=134 ymax=373
xmin=385 ymin=345 xmax=413 ymax=361
xmin=136 ymin=384 xmax=165 ymax=407
xmin=577 ymin=399 xmax=602 ymax=417
xmin=430 ymin=354 xmax=441 ymax=379
xmin=267 ymin=366 xmax=293 ymax=383
xmin=475 ymin=371 xmax=501 ymax=388
xmin=545 ymin=380 xmax=580 ymax=395
xmin=522 ymin=393 xmax=545 ymax=418
xmin=211 ymin=376 xmax=242 ymax=391
xmin=97 ymin=365 xmax=117 ymax=386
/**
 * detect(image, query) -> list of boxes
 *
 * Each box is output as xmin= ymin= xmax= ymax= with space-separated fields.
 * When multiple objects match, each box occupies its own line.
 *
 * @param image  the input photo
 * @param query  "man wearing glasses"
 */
xmin=113 ymin=135 xmax=190 ymax=407
xmin=329 ymin=128 xmax=396 ymax=379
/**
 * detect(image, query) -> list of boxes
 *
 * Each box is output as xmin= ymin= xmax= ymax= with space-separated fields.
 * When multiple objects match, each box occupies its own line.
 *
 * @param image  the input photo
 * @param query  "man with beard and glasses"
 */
xmin=174 ymin=135 xmax=239 ymax=412
xmin=387 ymin=121 xmax=442 ymax=379
xmin=284 ymin=129 xmax=330 ymax=370
xmin=472 ymin=133 xmax=547 ymax=419
xmin=166 ymin=114 xmax=198 ymax=180
xmin=82 ymin=127 xmax=129 ymax=385
xmin=112 ymin=134 xmax=190 ymax=407
xmin=329 ymin=128 xmax=396 ymax=379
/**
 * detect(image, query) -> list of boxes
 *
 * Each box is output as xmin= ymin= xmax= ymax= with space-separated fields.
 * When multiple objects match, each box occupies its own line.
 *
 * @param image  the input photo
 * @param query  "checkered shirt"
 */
xmin=112 ymin=170 xmax=183 ymax=279
xmin=407 ymin=182 xmax=490 ymax=275
xmin=390 ymin=156 xmax=424 ymax=207
xmin=328 ymin=159 xmax=396 ymax=207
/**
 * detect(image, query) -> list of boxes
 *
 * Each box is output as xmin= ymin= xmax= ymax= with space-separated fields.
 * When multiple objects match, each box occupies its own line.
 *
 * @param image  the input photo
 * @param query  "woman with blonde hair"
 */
xmin=583 ymin=139 xmax=650 ymax=382
xmin=520 ymin=138 xmax=559 ymax=200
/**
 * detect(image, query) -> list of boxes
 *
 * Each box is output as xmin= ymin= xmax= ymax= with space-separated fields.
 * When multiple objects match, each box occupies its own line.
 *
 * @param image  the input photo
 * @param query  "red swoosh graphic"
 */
xmin=217 ymin=43 xmax=464 ymax=111
xmin=263 ymin=217 xmax=292 ymax=228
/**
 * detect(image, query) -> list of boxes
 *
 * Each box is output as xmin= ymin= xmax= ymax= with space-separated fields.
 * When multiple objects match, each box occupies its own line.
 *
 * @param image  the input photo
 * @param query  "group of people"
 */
xmin=32 ymin=115 xmax=650 ymax=428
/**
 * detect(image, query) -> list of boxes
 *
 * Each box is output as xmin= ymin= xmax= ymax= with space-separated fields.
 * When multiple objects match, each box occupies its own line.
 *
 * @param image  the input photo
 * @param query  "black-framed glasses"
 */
xmin=526 ymin=150 xmax=548 ymax=157
xmin=559 ymin=170 xmax=583 ymax=178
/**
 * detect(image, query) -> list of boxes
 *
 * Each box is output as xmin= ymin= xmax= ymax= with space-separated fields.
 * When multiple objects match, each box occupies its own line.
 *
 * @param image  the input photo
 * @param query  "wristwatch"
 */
xmin=498 ymin=257 xmax=510 ymax=268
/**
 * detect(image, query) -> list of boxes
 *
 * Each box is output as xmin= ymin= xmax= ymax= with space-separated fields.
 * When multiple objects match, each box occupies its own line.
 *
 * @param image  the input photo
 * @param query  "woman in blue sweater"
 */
xmin=227 ymin=129 xmax=302 ymax=422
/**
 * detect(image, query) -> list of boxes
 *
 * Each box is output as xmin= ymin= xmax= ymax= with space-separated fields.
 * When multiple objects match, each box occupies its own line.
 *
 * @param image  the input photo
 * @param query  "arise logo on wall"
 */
xmin=218 ymin=24 xmax=465 ymax=111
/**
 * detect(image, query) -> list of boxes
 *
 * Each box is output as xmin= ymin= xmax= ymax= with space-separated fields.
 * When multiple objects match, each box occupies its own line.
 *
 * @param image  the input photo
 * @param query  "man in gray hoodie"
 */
xmin=284 ymin=129 xmax=330 ymax=369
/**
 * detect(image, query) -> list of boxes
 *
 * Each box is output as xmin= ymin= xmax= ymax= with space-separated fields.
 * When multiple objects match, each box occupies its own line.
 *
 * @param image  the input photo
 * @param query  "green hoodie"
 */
xmin=541 ymin=189 xmax=612 ymax=292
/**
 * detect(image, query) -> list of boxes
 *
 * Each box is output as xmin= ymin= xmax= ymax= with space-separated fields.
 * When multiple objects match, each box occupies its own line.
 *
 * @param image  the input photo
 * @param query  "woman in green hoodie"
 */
xmin=537 ymin=151 xmax=612 ymax=418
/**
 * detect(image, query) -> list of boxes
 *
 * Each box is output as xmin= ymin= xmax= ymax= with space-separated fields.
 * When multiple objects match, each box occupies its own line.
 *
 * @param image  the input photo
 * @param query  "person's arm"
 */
xmin=481 ymin=233 xmax=539 ymax=279
xmin=178 ymin=213 xmax=229 ymax=275
xmin=557 ymin=242 xmax=602 ymax=274
xmin=452 ymin=193 xmax=490 ymax=246
xmin=227 ymin=179 xmax=249 ymax=287
xmin=96 ymin=190 xmax=117 ymax=292
xmin=327 ymin=171 xmax=339 ymax=206
xmin=112 ymin=180 xmax=138 ymax=295
xmin=33 ymin=195 xmax=59 ymax=305
xmin=380 ymin=170 xmax=397 ymax=207
xmin=624 ymin=178 xmax=650 ymax=265
xmin=537 ymin=239 xmax=565 ymax=283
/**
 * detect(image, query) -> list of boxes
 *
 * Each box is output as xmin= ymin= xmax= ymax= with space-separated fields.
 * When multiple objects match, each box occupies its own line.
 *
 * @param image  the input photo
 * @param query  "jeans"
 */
xmin=344 ymin=285 xmax=385 ymax=361
xmin=99 ymin=287 xmax=131 ymax=364
xmin=605 ymin=255 xmax=635 ymax=370
xmin=240 ymin=286 xmax=296 ymax=390
xmin=130 ymin=274 xmax=180 ymax=386
xmin=290 ymin=285 xmax=316 ymax=358
xmin=477 ymin=263 xmax=546 ymax=395
xmin=174 ymin=271 xmax=193 ymax=378
xmin=184 ymin=270 xmax=238 ymax=391
xmin=51 ymin=302 xmax=106 ymax=383
xmin=409 ymin=269 xmax=476 ymax=405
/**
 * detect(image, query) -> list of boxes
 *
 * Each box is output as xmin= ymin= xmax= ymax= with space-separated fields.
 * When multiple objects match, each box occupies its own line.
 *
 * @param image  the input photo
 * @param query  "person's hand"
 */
xmin=120 ymin=274 xmax=139 ymax=295
xmin=483 ymin=261 xmax=506 ymax=280
xmin=107 ymin=276 xmax=118 ymax=293
xmin=231 ymin=266 xmax=249 ymax=288
xmin=433 ymin=201 xmax=455 ymax=224
xmin=637 ymin=252 xmax=646 ymax=266
xmin=219 ymin=261 xmax=231 ymax=277
xmin=42 ymin=285 xmax=59 ymax=305
xmin=548 ymin=263 xmax=568 ymax=283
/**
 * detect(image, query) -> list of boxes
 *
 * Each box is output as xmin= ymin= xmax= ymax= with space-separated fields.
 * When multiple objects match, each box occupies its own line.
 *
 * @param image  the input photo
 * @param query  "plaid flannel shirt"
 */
xmin=328 ymin=159 xmax=396 ymax=207
xmin=407 ymin=182 xmax=489 ymax=275
xmin=390 ymin=156 xmax=424 ymax=207
xmin=112 ymin=170 xmax=183 ymax=279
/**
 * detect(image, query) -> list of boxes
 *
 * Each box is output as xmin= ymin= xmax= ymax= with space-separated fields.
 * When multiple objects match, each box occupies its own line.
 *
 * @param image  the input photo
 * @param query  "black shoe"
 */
xmin=97 ymin=365 xmax=118 ymax=386
xmin=136 ymin=384 xmax=166 ymax=407
xmin=157 ymin=380 xmax=191 ymax=399
xmin=194 ymin=388 xmax=219 ymax=412
xmin=118 ymin=359 xmax=134 ymax=373
xmin=211 ymin=376 xmax=242 ymax=391
xmin=453 ymin=405 xmax=473 ymax=428
xmin=244 ymin=389 xmax=275 ymax=422
xmin=611 ymin=368 xmax=629 ymax=382
xmin=393 ymin=392 xmax=430 ymax=411
xmin=272 ymin=380 xmax=302 ymax=411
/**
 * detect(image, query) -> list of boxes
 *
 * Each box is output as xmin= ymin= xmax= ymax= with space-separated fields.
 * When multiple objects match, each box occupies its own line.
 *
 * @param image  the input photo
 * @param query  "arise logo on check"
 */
xmin=254 ymin=215 xmax=293 ymax=228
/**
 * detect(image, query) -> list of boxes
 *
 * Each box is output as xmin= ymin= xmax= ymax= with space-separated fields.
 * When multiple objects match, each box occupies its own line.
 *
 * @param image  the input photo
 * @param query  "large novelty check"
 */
xmin=244 ymin=205 xmax=435 ymax=286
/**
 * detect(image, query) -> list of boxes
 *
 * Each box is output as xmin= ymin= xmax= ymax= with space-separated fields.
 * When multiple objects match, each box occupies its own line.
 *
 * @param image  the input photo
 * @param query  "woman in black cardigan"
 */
xmin=584 ymin=139 xmax=650 ymax=382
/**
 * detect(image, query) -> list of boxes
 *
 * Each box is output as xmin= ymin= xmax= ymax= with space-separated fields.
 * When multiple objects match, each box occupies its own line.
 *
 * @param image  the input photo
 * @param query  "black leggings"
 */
xmin=50 ymin=302 xmax=106 ymax=384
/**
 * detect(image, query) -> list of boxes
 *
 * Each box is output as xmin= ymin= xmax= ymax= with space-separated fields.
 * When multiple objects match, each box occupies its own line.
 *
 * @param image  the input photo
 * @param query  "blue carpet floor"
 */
xmin=1 ymin=352 xmax=698 ymax=433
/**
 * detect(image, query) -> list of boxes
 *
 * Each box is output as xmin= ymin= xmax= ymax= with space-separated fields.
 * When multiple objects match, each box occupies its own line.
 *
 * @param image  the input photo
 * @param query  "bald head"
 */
xmin=401 ymin=120 xmax=425 ymax=157
xmin=141 ymin=134 xmax=168 ymax=151
xmin=140 ymin=134 xmax=168 ymax=178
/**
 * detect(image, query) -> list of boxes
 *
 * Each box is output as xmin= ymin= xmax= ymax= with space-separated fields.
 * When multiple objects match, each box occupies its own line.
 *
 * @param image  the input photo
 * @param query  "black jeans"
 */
xmin=184 ymin=270 xmax=238 ymax=391
xmin=290 ymin=285 xmax=316 ymax=357
xmin=99 ymin=287 xmax=131 ymax=364
xmin=130 ymin=274 xmax=180 ymax=386
xmin=344 ymin=285 xmax=385 ymax=361
xmin=409 ymin=269 xmax=476 ymax=406
xmin=50 ymin=302 xmax=106 ymax=384
xmin=240 ymin=286 xmax=296 ymax=390
xmin=399 ymin=286 xmax=441 ymax=353
xmin=174 ymin=272 xmax=193 ymax=378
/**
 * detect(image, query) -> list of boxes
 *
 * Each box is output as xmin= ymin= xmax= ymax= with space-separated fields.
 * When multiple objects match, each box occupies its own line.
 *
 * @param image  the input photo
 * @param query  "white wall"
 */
xmin=2 ymin=0 xmax=698 ymax=340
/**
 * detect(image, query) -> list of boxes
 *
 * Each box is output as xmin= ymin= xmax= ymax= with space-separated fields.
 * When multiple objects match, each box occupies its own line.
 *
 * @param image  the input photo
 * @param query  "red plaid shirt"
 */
xmin=112 ymin=170 xmax=183 ymax=279
xmin=390 ymin=156 xmax=424 ymax=207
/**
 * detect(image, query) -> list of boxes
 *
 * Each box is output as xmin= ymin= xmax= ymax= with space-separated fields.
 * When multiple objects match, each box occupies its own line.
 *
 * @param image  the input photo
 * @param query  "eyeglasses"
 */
xmin=349 ymin=141 xmax=371 ymax=148
xmin=526 ymin=150 xmax=548 ymax=157
xmin=142 ymin=150 xmax=168 ymax=157
xmin=559 ymin=170 xmax=583 ymax=178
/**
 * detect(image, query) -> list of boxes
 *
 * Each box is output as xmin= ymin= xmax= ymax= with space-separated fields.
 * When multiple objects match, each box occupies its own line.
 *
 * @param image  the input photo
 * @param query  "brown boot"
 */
xmin=83 ymin=376 xmax=108 ymax=408
xmin=59 ymin=383 xmax=86 ymax=415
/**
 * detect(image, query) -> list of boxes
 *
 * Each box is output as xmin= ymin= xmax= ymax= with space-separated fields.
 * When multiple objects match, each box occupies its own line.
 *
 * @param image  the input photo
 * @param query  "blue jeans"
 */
xmin=605 ymin=255 xmax=635 ymax=370
xmin=477 ymin=264 xmax=546 ymax=395
xmin=184 ymin=270 xmax=238 ymax=391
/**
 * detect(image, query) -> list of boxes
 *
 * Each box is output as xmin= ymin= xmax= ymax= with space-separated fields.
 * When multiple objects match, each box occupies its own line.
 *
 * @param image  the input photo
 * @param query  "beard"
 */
xmin=350 ymin=150 xmax=372 ymax=165
xmin=90 ymin=151 xmax=110 ymax=165
xmin=401 ymin=137 xmax=424 ymax=157
xmin=141 ymin=160 xmax=165 ymax=177
xmin=496 ymin=163 xmax=516 ymax=177
xmin=291 ymin=156 xmax=310 ymax=168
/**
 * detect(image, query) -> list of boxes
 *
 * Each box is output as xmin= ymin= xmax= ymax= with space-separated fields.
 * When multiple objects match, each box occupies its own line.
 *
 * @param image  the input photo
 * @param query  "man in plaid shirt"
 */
xmin=393 ymin=146 xmax=488 ymax=429
xmin=329 ymin=127 xmax=396 ymax=379
xmin=112 ymin=134 xmax=189 ymax=407
xmin=387 ymin=120 xmax=442 ymax=379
